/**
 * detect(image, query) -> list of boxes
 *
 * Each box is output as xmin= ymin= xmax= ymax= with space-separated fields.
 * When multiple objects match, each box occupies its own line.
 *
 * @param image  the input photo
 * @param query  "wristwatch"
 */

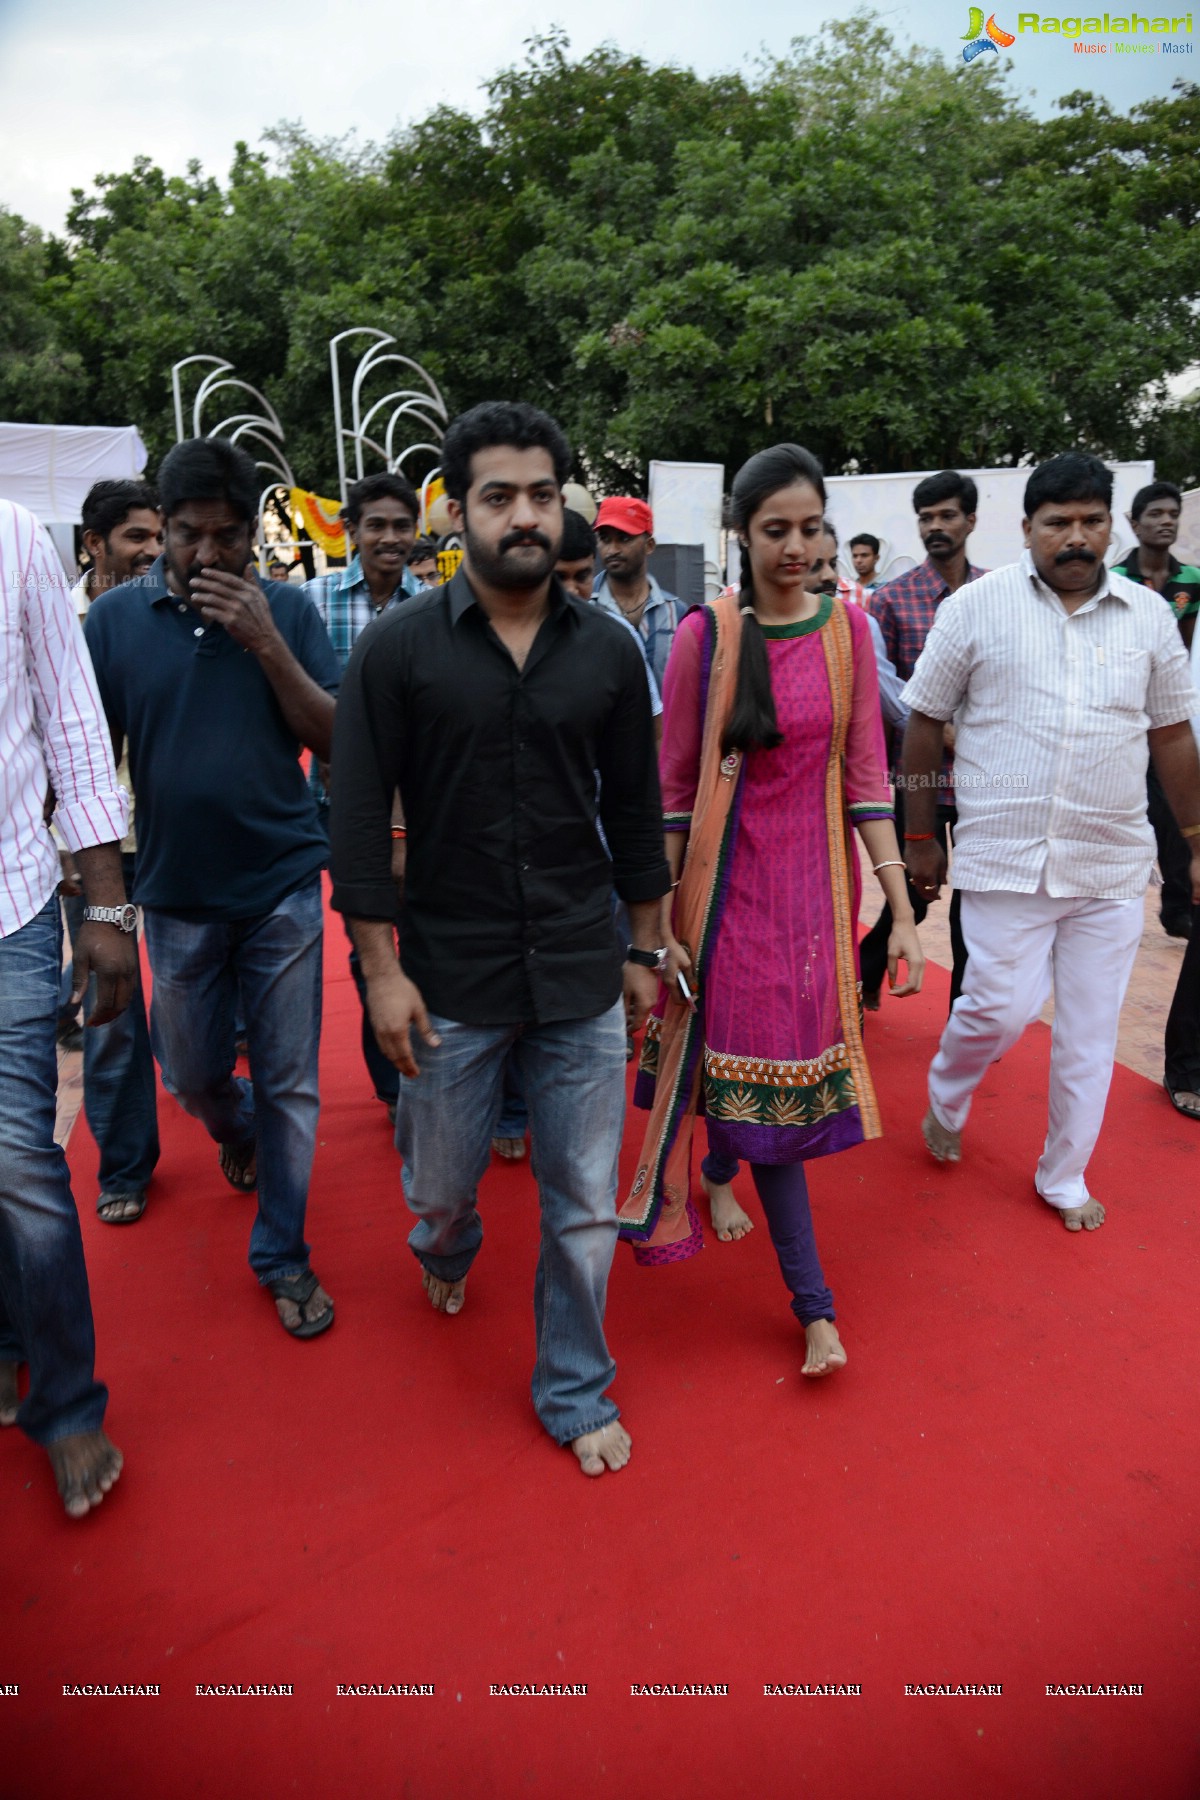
xmin=83 ymin=903 xmax=139 ymax=934
xmin=627 ymin=946 xmax=669 ymax=972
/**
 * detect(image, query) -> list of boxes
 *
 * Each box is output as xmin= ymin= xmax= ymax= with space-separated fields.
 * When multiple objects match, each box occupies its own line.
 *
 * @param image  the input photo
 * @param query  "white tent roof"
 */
xmin=0 ymin=421 xmax=148 ymax=525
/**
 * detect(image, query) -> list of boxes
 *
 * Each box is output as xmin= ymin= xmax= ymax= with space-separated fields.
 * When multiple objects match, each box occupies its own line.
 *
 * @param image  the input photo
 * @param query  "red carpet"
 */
xmin=4 ymin=887 xmax=1199 ymax=1799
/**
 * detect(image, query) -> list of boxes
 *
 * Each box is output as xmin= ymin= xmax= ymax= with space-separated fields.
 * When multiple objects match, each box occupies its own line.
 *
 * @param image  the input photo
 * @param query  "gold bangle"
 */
xmin=1181 ymin=822 xmax=1200 ymax=839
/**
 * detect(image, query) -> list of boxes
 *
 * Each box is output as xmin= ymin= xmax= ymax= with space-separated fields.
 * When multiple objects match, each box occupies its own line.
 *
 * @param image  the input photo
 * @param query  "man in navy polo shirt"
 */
xmin=85 ymin=438 xmax=341 ymax=1339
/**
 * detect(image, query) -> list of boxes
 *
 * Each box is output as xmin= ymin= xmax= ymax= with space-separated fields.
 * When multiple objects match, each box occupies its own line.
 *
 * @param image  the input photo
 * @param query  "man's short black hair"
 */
xmin=441 ymin=401 xmax=571 ymax=505
xmin=343 ymin=471 xmax=420 ymax=528
xmin=1130 ymin=479 xmax=1182 ymax=521
xmin=407 ymin=535 xmax=438 ymax=564
xmin=81 ymin=479 xmax=159 ymax=541
xmin=1023 ymin=453 xmax=1112 ymax=519
xmin=849 ymin=531 xmax=880 ymax=556
xmin=559 ymin=509 xmax=596 ymax=563
xmin=821 ymin=517 xmax=839 ymax=548
xmin=158 ymin=437 xmax=260 ymax=525
xmin=912 ymin=470 xmax=978 ymax=517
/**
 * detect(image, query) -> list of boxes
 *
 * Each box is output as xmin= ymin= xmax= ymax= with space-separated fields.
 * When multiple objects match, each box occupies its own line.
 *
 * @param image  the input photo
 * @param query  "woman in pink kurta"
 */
xmin=619 ymin=445 xmax=923 ymax=1376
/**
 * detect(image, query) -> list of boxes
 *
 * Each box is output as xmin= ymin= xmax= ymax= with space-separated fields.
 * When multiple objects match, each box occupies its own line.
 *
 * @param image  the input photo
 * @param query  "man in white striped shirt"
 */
xmin=901 ymin=454 xmax=1200 ymax=1230
xmin=0 ymin=498 xmax=138 ymax=1516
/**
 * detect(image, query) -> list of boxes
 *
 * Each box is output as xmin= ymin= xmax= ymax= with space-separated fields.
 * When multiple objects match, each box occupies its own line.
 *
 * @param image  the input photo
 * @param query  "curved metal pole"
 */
xmin=226 ymin=426 xmax=295 ymax=489
xmin=385 ymin=409 xmax=445 ymax=469
xmin=194 ymin=374 xmax=283 ymax=441
xmin=393 ymin=442 xmax=444 ymax=472
xmin=330 ymin=328 xmax=393 ymax=504
xmin=171 ymin=355 xmax=229 ymax=443
xmin=359 ymin=389 xmax=445 ymax=439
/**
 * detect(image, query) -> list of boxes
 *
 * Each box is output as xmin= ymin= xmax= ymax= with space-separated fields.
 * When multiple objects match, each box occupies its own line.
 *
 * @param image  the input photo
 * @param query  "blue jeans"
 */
xmin=494 ymin=1053 xmax=529 ymax=1139
xmin=83 ymin=853 xmax=160 ymax=1200
xmin=396 ymin=1000 xmax=626 ymax=1444
xmin=316 ymin=799 xmax=398 ymax=1106
xmin=142 ymin=880 xmax=324 ymax=1285
xmin=0 ymin=898 xmax=107 ymax=1443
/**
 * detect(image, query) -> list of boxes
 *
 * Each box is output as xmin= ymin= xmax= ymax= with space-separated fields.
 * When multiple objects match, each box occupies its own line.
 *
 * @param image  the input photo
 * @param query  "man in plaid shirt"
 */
xmin=305 ymin=471 xmax=422 ymax=1119
xmin=863 ymin=471 xmax=988 ymax=1008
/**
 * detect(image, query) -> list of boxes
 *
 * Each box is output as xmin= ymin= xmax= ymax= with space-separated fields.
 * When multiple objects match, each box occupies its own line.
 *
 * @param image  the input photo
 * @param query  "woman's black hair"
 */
xmin=723 ymin=443 xmax=826 ymax=756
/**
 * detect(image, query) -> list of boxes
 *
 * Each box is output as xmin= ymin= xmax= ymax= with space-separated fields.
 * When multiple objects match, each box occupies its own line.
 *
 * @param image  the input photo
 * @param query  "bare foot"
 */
xmin=97 ymin=1190 xmax=146 ymax=1225
xmin=422 ymin=1269 xmax=466 ymax=1315
xmin=1167 ymin=1087 xmax=1200 ymax=1117
xmin=1050 ymin=1196 xmax=1106 ymax=1233
xmin=802 ymin=1320 xmax=847 ymax=1378
xmin=571 ymin=1420 xmax=631 ymax=1477
xmin=46 ymin=1429 xmax=123 ymax=1518
xmin=218 ymin=1139 xmax=257 ymax=1192
xmin=0 ymin=1361 xmax=19 ymax=1427
xmin=492 ymin=1136 xmax=526 ymax=1161
xmin=272 ymin=1278 xmax=334 ymax=1336
xmin=701 ymin=1174 xmax=754 ymax=1243
xmin=922 ymin=1107 xmax=961 ymax=1163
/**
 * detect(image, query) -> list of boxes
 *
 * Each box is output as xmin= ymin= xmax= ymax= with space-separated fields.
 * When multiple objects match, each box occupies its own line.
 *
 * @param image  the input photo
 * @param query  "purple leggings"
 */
xmin=701 ymin=1151 xmax=835 ymax=1326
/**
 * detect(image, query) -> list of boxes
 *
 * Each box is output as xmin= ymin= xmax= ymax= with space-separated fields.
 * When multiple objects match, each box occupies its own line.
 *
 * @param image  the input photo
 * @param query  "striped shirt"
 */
xmin=0 ymin=500 xmax=128 ymax=936
xmin=901 ymin=550 xmax=1197 ymax=900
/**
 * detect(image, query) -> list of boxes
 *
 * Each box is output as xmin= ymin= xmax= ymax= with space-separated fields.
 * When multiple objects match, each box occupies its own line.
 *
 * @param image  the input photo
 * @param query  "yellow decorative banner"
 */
xmin=290 ymin=488 xmax=347 ymax=558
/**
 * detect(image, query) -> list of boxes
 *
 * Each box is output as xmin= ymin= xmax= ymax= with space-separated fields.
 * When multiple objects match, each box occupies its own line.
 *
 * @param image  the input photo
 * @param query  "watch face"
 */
xmin=119 ymin=904 xmax=139 ymax=933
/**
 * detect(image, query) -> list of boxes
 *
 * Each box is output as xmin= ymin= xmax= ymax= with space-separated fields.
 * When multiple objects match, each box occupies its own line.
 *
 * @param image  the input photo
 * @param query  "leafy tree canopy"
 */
xmin=2 ymin=13 xmax=1197 ymax=493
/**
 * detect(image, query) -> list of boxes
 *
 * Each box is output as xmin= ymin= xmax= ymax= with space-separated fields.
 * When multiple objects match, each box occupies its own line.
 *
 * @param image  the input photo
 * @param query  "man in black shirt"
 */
xmin=330 ymin=401 xmax=671 ymax=1476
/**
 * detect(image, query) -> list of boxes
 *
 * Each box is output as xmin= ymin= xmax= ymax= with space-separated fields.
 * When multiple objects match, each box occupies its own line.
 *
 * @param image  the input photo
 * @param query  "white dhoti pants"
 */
xmin=927 ymin=883 xmax=1144 ymax=1208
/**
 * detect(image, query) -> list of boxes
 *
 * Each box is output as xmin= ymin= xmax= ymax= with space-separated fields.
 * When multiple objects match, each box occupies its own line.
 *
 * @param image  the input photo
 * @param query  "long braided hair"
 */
xmin=722 ymin=443 xmax=827 ymax=756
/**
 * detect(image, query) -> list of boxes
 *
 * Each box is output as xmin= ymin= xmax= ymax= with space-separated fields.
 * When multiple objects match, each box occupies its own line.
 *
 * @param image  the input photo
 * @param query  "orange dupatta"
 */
xmin=618 ymin=594 xmax=745 ymax=1262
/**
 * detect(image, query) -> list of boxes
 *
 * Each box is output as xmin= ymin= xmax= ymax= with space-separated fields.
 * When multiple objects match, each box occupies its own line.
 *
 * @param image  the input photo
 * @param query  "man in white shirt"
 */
xmin=902 ymin=453 xmax=1200 ymax=1230
xmin=0 ymin=498 xmax=138 ymax=1516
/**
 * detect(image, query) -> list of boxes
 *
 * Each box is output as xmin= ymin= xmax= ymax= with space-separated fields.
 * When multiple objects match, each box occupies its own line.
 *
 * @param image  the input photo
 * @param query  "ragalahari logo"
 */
xmin=962 ymin=8 xmax=1018 ymax=57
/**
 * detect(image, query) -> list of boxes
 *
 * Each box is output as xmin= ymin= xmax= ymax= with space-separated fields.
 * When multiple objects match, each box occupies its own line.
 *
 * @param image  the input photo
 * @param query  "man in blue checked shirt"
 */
xmin=305 ymin=471 xmax=423 ymax=1120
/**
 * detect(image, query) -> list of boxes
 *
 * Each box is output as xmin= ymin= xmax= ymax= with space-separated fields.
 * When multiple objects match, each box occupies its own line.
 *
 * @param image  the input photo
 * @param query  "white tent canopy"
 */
xmin=0 ymin=422 xmax=148 ymax=525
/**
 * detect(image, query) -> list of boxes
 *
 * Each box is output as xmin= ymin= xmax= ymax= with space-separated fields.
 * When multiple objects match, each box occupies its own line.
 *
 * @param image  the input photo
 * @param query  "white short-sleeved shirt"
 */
xmin=901 ymin=550 xmax=1197 ymax=899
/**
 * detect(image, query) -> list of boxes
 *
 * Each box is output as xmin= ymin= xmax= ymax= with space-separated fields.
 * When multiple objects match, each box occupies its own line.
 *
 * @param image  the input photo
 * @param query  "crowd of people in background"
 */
xmin=2 ymin=400 xmax=1198 ymax=1519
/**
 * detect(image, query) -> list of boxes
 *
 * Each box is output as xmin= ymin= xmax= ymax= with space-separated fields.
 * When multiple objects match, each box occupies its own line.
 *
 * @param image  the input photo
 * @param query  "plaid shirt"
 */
xmin=868 ymin=556 xmax=988 ymax=682
xmin=592 ymin=573 xmax=681 ymax=689
xmin=302 ymin=555 xmax=421 ymax=670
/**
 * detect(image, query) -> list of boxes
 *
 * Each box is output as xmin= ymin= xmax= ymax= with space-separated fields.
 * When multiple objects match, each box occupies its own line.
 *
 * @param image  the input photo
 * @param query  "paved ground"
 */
xmin=54 ymin=864 xmax=1189 ymax=1150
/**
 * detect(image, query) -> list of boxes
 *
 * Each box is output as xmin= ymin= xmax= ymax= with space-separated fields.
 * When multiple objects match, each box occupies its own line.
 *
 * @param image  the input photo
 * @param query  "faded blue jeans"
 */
xmin=0 ymin=897 xmax=107 ymax=1443
xmin=142 ymin=880 xmax=323 ymax=1286
xmin=396 ymin=999 xmax=626 ymax=1445
xmin=82 ymin=851 xmax=160 ymax=1202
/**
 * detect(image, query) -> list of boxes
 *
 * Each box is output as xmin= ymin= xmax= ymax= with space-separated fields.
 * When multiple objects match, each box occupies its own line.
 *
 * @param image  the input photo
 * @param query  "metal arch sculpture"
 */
xmin=329 ymin=328 xmax=448 ymax=506
xmin=168 ymin=355 xmax=297 ymax=568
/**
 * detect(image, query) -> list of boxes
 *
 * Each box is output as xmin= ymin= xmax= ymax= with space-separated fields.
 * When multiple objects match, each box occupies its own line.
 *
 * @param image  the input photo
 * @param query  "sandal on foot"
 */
xmin=267 ymin=1269 xmax=334 ymax=1339
xmin=218 ymin=1139 xmax=257 ymax=1191
xmin=97 ymin=1189 xmax=147 ymax=1225
xmin=1163 ymin=1077 xmax=1200 ymax=1120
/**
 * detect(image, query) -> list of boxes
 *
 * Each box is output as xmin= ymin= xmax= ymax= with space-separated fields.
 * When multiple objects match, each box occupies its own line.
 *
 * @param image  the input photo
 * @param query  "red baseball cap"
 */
xmin=595 ymin=496 xmax=654 ymax=538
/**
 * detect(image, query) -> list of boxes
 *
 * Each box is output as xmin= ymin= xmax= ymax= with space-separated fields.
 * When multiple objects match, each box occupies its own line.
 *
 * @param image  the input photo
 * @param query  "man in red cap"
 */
xmin=593 ymin=496 xmax=682 ymax=688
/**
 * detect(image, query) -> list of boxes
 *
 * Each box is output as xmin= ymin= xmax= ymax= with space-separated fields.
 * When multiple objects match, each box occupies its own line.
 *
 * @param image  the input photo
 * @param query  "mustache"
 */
xmin=925 ymin=533 xmax=952 ymax=548
xmin=500 ymin=530 xmax=552 ymax=554
xmin=1054 ymin=547 xmax=1098 ymax=565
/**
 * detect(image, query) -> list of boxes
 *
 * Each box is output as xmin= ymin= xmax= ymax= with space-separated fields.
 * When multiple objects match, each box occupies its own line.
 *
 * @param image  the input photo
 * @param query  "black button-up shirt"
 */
xmin=329 ymin=569 xmax=671 ymax=1025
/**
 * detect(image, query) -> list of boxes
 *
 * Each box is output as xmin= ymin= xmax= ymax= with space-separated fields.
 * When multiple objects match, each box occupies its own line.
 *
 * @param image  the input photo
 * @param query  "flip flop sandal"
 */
xmin=97 ymin=1190 xmax=148 ymax=1225
xmin=1163 ymin=1077 xmax=1200 ymax=1120
xmin=218 ymin=1139 xmax=257 ymax=1191
xmin=267 ymin=1270 xmax=335 ymax=1339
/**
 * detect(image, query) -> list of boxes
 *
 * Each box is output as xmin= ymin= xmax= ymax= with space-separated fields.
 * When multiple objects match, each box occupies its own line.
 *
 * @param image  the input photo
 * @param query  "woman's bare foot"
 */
xmin=922 ymin=1108 xmax=961 ymax=1163
xmin=0 ymin=1360 xmax=19 ymax=1427
xmin=701 ymin=1175 xmax=754 ymax=1242
xmin=1050 ymin=1196 xmax=1105 ymax=1232
xmin=46 ymin=1430 xmax=123 ymax=1518
xmin=492 ymin=1137 xmax=526 ymax=1161
xmin=422 ymin=1269 xmax=466 ymax=1314
xmin=570 ymin=1420 xmax=631 ymax=1477
xmin=802 ymin=1320 xmax=847 ymax=1378
xmin=1167 ymin=1087 xmax=1200 ymax=1117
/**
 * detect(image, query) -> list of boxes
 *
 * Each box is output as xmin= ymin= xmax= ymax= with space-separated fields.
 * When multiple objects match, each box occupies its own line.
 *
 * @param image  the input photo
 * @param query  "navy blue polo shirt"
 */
xmin=85 ymin=556 xmax=340 ymax=919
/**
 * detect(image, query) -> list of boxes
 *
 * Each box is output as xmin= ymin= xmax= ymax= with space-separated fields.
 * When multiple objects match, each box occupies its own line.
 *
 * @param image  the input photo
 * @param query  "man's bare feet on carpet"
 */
xmin=571 ymin=1420 xmax=631 ymax=1477
xmin=1048 ymin=1196 xmax=1106 ymax=1233
xmin=0 ymin=1360 xmax=19 ymax=1426
xmin=802 ymin=1320 xmax=847 ymax=1378
xmin=46 ymin=1430 xmax=123 ymax=1518
xmin=922 ymin=1107 xmax=961 ymax=1163
xmin=701 ymin=1175 xmax=754 ymax=1242
xmin=422 ymin=1269 xmax=466 ymax=1315
xmin=492 ymin=1136 xmax=526 ymax=1161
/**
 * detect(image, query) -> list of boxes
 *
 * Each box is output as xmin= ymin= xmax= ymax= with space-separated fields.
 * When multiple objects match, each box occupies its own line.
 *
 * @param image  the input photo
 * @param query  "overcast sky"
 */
xmin=0 ymin=0 xmax=1191 ymax=235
